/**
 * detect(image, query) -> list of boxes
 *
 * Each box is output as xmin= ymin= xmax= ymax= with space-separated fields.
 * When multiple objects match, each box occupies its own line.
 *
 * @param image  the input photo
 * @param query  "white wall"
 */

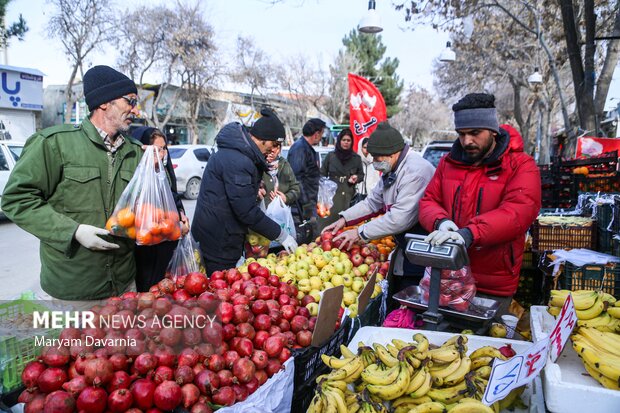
xmin=0 ymin=108 xmax=36 ymax=140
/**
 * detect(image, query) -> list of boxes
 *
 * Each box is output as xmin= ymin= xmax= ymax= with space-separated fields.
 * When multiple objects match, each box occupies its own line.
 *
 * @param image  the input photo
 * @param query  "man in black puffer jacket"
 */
xmin=192 ymin=109 xmax=298 ymax=275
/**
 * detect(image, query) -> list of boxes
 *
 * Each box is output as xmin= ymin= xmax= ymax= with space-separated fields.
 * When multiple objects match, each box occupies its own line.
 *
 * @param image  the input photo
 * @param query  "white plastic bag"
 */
xmin=165 ymin=234 xmax=202 ymax=282
xmin=266 ymin=197 xmax=296 ymax=247
xmin=317 ymin=177 xmax=338 ymax=217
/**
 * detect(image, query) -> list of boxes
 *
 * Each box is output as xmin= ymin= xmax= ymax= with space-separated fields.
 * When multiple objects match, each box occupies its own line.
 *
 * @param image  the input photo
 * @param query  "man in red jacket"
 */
xmin=419 ymin=93 xmax=541 ymax=316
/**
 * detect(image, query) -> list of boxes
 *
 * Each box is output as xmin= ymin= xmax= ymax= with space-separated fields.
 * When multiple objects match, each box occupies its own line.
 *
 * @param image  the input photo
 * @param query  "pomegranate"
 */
xmin=499 ymin=343 xmax=517 ymax=358
xmin=280 ymin=305 xmax=296 ymax=321
xmin=178 ymin=348 xmax=199 ymax=367
xmin=211 ymin=270 xmax=225 ymax=281
xmin=154 ymin=366 xmax=174 ymax=384
xmin=195 ymin=343 xmax=215 ymax=361
xmin=235 ymin=338 xmax=254 ymax=358
xmin=197 ymin=292 xmax=218 ymax=312
xmin=37 ymin=367 xmax=67 ymax=393
xmin=278 ymin=318 xmax=291 ymax=332
xmin=134 ymin=353 xmax=158 ymax=376
xmin=250 ymin=299 xmax=268 ymax=315
xmin=278 ymin=293 xmax=291 ymax=306
xmin=21 ymin=361 xmax=46 ymax=388
xmin=243 ymin=283 xmax=258 ymax=299
xmin=106 ymin=370 xmax=131 ymax=393
xmin=224 ymin=351 xmax=240 ymax=368
xmin=232 ymin=358 xmax=256 ymax=384
xmin=210 ymin=279 xmax=228 ymax=290
xmin=181 ymin=383 xmax=201 ymax=408
xmin=18 ymin=388 xmax=39 ymax=404
xmin=40 ymin=346 xmax=70 ymax=367
xmin=76 ymin=386 xmax=107 ymax=413
xmin=62 ymin=375 xmax=87 ymax=397
xmin=279 ymin=347 xmax=292 ymax=363
xmin=107 ymin=388 xmax=133 ymax=412
xmin=253 ymin=314 xmax=272 ymax=331
xmin=153 ymin=345 xmax=176 ymax=368
xmin=297 ymin=306 xmax=311 ymax=318
xmin=222 ymin=323 xmax=237 ymax=341
xmin=158 ymin=278 xmax=176 ymax=294
xmin=296 ymin=330 xmax=313 ymax=347
xmin=173 ymin=288 xmax=191 ymax=302
xmin=185 ymin=272 xmax=208 ymax=295
xmin=130 ymin=378 xmax=156 ymax=410
xmin=218 ymin=302 xmax=234 ymax=324
xmin=291 ymin=315 xmax=309 ymax=333
xmin=142 ymin=317 xmax=162 ymax=338
xmin=251 ymin=350 xmax=269 ymax=370
xmin=263 ymin=336 xmax=284 ymax=358
xmin=232 ymin=293 xmax=250 ymax=306
xmin=202 ymin=322 xmax=222 ymax=345
xmin=44 ymin=390 xmax=76 ymax=413
xmin=232 ymin=383 xmax=249 ymax=402
xmin=174 ymin=365 xmax=195 ymax=385
xmin=216 ymin=369 xmax=236 ymax=387
xmin=255 ymin=369 xmax=268 ymax=385
xmin=257 ymin=285 xmax=273 ymax=300
xmin=153 ymin=297 xmax=172 ymax=316
xmin=154 ymin=380 xmax=182 ymax=411
xmin=108 ymin=354 xmax=130 ymax=372
xmin=74 ymin=352 xmax=95 ymax=374
xmin=226 ymin=268 xmax=242 ymax=284
xmin=67 ymin=363 xmax=79 ymax=380
xmin=265 ymin=358 xmax=282 ymax=377
xmin=212 ymin=386 xmax=236 ymax=406
xmin=245 ymin=376 xmax=260 ymax=394
xmin=247 ymin=262 xmax=261 ymax=276
xmin=191 ymin=403 xmax=214 ymax=413
xmin=159 ymin=327 xmax=182 ymax=346
xmin=24 ymin=393 xmax=46 ymax=413
xmin=237 ymin=322 xmax=256 ymax=340
xmin=183 ymin=328 xmax=202 ymax=347
xmin=232 ymin=304 xmax=251 ymax=324
xmin=207 ymin=354 xmax=225 ymax=372
xmin=194 ymin=369 xmax=220 ymax=395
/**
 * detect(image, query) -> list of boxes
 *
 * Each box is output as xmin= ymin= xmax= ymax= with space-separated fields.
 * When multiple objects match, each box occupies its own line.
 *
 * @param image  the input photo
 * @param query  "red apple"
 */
xmin=255 ymin=267 xmax=271 ymax=279
xmin=321 ymin=240 xmax=332 ymax=251
xmin=248 ymin=262 xmax=261 ymax=276
xmin=351 ymin=253 xmax=364 ymax=267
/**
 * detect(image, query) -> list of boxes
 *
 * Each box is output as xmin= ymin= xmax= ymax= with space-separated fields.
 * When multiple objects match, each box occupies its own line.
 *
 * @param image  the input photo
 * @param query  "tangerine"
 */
xmin=136 ymin=229 xmax=152 ymax=245
xmin=105 ymin=216 xmax=120 ymax=234
xmin=159 ymin=218 xmax=176 ymax=236
xmin=126 ymin=226 xmax=136 ymax=239
xmin=117 ymin=208 xmax=135 ymax=227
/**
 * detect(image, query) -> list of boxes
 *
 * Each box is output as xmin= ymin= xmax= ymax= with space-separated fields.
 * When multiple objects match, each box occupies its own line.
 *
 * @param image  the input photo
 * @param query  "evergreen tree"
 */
xmin=342 ymin=29 xmax=403 ymax=117
xmin=0 ymin=0 xmax=28 ymax=50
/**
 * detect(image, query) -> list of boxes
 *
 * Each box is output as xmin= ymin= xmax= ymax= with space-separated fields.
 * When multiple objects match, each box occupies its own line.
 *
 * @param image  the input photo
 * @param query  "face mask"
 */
xmin=373 ymin=161 xmax=391 ymax=173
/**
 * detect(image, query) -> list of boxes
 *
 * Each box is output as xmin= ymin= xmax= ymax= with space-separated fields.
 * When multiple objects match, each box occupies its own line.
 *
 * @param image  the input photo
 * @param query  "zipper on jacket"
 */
xmin=476 ymin=187 xmax=484 ymax=216
xmin=452 ymin=185 xmax=461 ymax=222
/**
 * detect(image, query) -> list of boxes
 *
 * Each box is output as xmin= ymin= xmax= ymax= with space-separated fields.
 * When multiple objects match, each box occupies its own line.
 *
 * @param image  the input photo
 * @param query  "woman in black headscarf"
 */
xmin=318 ymin=128 xmax=364 ymax=230
xmin=131 ymin=126 xmax=190 ymax=291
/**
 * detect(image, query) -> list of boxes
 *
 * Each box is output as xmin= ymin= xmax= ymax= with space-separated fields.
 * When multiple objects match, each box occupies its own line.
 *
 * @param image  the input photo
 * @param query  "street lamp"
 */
xmin=528 ymin=67 xmax=543 ymax=85
xmin=439 ymin=41 xmax=456 ymax=62
xmin=359 ymin=1 xmax=383 ymax=33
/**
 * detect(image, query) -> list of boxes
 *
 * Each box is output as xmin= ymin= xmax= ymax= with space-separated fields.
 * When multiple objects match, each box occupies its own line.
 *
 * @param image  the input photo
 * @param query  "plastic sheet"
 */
xmin=418 ymin=266 xmax=476 ymax=312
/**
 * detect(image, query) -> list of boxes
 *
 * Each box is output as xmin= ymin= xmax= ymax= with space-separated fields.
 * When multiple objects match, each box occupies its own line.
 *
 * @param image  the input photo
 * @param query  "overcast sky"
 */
xmin=4 ymin=0 xmax=620 ymax=111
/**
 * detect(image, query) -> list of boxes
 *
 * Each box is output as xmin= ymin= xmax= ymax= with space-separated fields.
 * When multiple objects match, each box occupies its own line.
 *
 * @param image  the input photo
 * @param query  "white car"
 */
xmin=0 ymin=141 xmax=25 ymax=217
xmin=281 ymin=145 xmax=334 ymax=167
xmin=168 ymin=144 xmax=215 ymax=200
xmin=421 ymin=140 xmax=454 ymax=167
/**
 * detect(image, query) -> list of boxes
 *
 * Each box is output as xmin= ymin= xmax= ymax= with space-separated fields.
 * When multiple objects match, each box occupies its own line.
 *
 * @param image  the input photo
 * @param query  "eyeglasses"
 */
xmin=121 ymin=96 xmax=138 ymax=108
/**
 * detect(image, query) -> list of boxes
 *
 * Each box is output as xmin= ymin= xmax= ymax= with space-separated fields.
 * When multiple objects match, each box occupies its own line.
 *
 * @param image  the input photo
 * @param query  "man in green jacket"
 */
xmin=1 ymin=65 xmax=143 ymax=309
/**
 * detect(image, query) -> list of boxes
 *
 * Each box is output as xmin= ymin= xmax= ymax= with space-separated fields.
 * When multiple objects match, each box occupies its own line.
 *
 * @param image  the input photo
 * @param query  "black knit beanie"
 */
xmin=250 ymin=108 xmax=285 ymax=142
xmin=366 ymin=122 xmax=405 ymax=156
xmin=83 ymin=65 xmax=138 ymax=111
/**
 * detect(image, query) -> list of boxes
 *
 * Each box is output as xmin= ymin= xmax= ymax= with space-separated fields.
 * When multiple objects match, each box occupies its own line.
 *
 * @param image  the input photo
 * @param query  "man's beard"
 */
xmin=464 ymin=139 xmax=494 ymax=162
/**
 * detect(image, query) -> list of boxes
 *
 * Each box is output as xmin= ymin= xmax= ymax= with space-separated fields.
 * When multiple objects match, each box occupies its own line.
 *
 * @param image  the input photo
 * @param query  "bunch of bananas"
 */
xmin=307 ymin=334 xmax=526 ymax=413
xmin=547 ymin=289 xmax=620 ymax=333
xmin=571 ymin=327 xmax=620 ymax=390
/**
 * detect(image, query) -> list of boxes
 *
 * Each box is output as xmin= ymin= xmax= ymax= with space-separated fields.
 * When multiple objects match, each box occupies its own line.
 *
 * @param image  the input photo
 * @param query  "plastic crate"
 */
xmin=0 ymin=298 xmax=57 ymax=393
xmin=514 ymin=267 xmax=548 ymax=308
xmin=290 ymin=370 xmax=320 ymax=413
xmin=574 ymin=174 xmax=620 ymax=194
xmin=531 ymin=219 xmax=596 ymax=251
xmin=291 ymin=315 xmax=351 ymax=390
xmin=560 ymin=262 xmax=620 ymax=298
xmin=561 ymin=150 xmax=618 ymax=169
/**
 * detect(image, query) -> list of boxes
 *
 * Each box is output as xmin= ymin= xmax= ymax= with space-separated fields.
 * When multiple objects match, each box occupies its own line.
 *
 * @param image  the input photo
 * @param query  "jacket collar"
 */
xmin=382 ymin=145 xmax=409 ymax=187
xmin=82 ymin=117 xmax=142 ymax=150
xmin=448 ymin=128 xmax=510 ymax=166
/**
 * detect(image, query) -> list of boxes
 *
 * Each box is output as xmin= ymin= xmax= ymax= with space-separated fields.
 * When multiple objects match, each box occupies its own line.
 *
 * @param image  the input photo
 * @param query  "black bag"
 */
xmin=349 ymin=192 xmax=367 ymax=207
xmin=291 ymin=200 xmax=313 ymax=244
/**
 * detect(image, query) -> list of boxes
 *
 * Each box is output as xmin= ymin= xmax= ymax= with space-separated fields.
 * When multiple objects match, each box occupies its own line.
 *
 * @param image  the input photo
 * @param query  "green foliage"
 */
xmin=342 ymin=29 xmax=404 ymax=117
xmin=0 ymin=0 xmax=28 ymax=45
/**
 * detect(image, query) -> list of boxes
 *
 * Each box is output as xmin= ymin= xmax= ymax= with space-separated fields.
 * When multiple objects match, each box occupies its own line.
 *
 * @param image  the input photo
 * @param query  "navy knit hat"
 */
xmin=250 ymin=108 xmax=285 ymax=142
xmin=83 ymin=65 xmax=138 ymax=111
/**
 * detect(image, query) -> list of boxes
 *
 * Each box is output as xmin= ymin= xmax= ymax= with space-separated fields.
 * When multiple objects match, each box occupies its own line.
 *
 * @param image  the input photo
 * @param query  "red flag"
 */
xmin=348 ymin=73 xmax=387 ymax=151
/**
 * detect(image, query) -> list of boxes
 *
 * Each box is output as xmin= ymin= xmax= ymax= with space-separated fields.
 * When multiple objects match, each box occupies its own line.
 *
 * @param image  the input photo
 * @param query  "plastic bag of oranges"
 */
xmin=317 ymin=177 xmax=337 ymax=217
xmin=106 ymin=146 xmax=182 ymax=245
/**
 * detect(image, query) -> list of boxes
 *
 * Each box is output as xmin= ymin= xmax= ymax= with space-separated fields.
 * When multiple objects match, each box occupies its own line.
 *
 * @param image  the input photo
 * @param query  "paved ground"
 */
xmin=0 ymin=200 xmax=197 ymax=301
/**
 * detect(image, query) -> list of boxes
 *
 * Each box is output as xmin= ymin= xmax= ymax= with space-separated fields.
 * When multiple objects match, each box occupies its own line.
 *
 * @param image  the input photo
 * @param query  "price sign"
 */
xmin=482 ymin=338 xmax=550 ymax=405
xmin=548 ymin=293 xmax=577 ymax=362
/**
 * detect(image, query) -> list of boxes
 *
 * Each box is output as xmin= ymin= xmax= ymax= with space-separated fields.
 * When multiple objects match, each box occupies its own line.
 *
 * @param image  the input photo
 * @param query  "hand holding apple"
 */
xmin=332 ymin=228 xmax=360 ymax=251
xmin=323 ymin=217 xmax=346 ymax=235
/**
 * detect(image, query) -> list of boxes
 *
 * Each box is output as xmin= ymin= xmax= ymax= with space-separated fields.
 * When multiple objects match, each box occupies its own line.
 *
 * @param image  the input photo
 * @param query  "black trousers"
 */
xmin=134 ymin=240 xmax=179 ymax=292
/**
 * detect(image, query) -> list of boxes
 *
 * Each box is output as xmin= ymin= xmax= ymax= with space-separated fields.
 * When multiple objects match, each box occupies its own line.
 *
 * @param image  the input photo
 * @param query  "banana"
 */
xmin=549 ymin=290 xmax=598 ymax=309
xmin=343 ymin=358 xmax=365 ymax=383
xmin=326 ymin=357 xmax=364 ymax=382
xmin=469 ymin=346 xmax=506 ymax=361
xmin=359 ymin=347 xmax=378 ymax=367
xmin=447 ymin=400 xmax=494 ymax=413
xmin=470 ymin=356 xmax=493 ymax=370
xmin=323 ymin=380 xmax=348 ymax=393
xmin=366 ymin=361 xmax=411 ymax=400
xmin=547 ymin=306 xmax=561 ymax=316
xmin=341 ymin=344 xmax=357 ymax=358
xmin=322 ymin=354 xmax=357 ymax=369
xmin=409 ymin=401 xmax=448 ymax=413
xmin=392 ymin=338 xmax=410 ymax=350
xmin=374 ymin=343 xmax=399 ymax=367
xmin=497 ymin=386 xmax=525 ymax=411
xmin=429 ymin=347 xmax=460 ymax=364
xmin=582 ymin=358 xmax=620 ymax=390
xmin=576 ymin=312 xmax=614 ymax=330
xmin=575 ymin=297 xmax=605 ymax=320
xmin=443 ymin=357 xmax=472 ymax=386
xmin=472 ymin=366 xmax=492 ymax=380
xmin=571 ymin=339 xmax=620 ymax=381
xmin=324 ymin=388 xmax=348 ymax=413
xmin=426 ymin=380 xmax=470 ymax=404
xmin=392 ymin=395 xmax=433 ymax=408
xmin=387 ymin=343 xmax=400 ymax=358
xmin=409 ymin=367 xmax=432 ymax=398
xmin=413 ymin=333 xmax=430 ymax=353
xmin=406 ymin=367 xmax=429 ymax=394
xmin=430 ymin=357 xmax=462 ymax=380
xmin=361 ymin=363 xmax=401 ymax=385
xmin=607 ymin=307 xmax=620 ymax=319
xmin=578 ymin=327 xmax=620 ymax=348
xmin=442 ymin=335 xmax=468 ymax=348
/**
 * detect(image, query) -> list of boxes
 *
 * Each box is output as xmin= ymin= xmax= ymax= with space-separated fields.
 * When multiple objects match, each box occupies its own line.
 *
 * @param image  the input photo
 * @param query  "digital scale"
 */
xmin=403 ymin=234 xmax=469 ymax=331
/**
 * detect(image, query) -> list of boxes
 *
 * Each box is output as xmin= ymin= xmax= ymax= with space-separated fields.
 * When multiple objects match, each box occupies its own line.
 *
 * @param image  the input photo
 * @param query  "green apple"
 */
xmin=348 ymin=303 xmax=359 ymax=318
xmin=247 ymin=234 xmax=259 ymax=246
xmin=298 ymin=279 xmax=311 ymax=293
xmin=267 ymin=253 xmax=277 ymax=261
xmin=312 ymin=247 xmax=322 ymax=255
xmin=306 ymin=302 xmax=319 ymax=316
xmin=314 ymin=256 xmax=327 ymax=269
xmin=282 ymin=274 xmax=295 ymax=284
xmin=322 ymin=251 xmax=333 ymax=261
xmin=297 ymin=260 xmax=309 ymax=271
xmin=342 ymin=274 xmax=353 ymax=287
xmin=275 ymin=265 xmax=288 ymax=276
xmin=319 ymin=271 xmax=332 ymax=283
xmin=309 ymin=276 xmax=322 ymax=291
xmin=343 ymin=291 xmax=357 ymax=306
xmin=257 ymin=258 xmax=268 ymax=266
xmin=334 ymin=262 xmax=345 ymax=275
xmin=308 ymin=265 xmax=319 ymax=277
xmin=323 ymin=264 xmax=335 ymax=275
xmin=297 ymin=290 xmax=305 ymax=300
xmin=309 ymin=290 xmax=321 ymax=303
xmin=331 ymin=274 xmax=344 ymax=287
xmin=295 ymin=246 xmax=307 ymax=257
xmin=323 ymin=281 xmax=335 ymax=290
xmin=331 ymin=248 xmax=341 ymax=256
xmin=238 ymin=265 xmax=248 ymax=273
xmin=357 ymin=263 xmax=369 ymax=276
xmin=295 ymin=269 xmax=309 ymax=280
xmin=246 ymin=257 xmax=256 ymax=264
xmin=352 ymin=280 xmax=364 ymax=293
xmin=353 ymin=276 xmax=364 ymax=283
xmin=371 ymin=284 xmax=382 ymax=298
xmin=343 ymin=259 xmax=353 ymax=272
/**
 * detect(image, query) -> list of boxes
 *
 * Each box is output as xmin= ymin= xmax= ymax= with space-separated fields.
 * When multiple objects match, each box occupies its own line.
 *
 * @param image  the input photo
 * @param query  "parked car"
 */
xmin=421 ymin=140 xmax=454 ymax=167
xmin=0 ymin=141 xmax=25 ymax=218
xmin=281 ymin=145 xmax=334 ymax=167
xmin=168 ymin=144 xmax=214 ymax=200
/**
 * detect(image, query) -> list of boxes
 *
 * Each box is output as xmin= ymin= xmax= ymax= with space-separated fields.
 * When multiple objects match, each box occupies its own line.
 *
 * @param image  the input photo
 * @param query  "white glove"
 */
xmin=424 ymin=230 xmax=465 ymax=246
xmin=75 ymin=224 xmax=120 ymax=251
xmin=438 ymin=220 xmax=459 ymax=232
xmin=276 ymin=229 xmax=298 ymax=253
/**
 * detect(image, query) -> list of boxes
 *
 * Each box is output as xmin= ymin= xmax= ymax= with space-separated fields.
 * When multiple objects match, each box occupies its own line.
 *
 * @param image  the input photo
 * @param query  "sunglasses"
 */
xmin=121 ymin=95 xmax=138 ymax=108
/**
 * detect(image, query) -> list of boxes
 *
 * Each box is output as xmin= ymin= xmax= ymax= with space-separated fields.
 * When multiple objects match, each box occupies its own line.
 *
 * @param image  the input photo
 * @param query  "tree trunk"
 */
xmin=583 ymin=0 xmax=597 ymax=132
xmin=63 ymin=63 xmax=80 ymax=124
xmin=510 ymin=78 xmax=525 ymax=133
xmin=594 ymin=2 xmax=620 ymax=123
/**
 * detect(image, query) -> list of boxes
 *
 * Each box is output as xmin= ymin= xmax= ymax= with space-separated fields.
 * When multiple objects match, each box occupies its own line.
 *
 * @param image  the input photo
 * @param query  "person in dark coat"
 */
xmin=287 ymin=118 xmax=326 ymax=242
xmin=192 ymin=108 xmax=298 ymax=275
xmin=318 ymin=128 xmax=364 ymax=230
xmin=131 ymin=126 xmax=190 ymax=291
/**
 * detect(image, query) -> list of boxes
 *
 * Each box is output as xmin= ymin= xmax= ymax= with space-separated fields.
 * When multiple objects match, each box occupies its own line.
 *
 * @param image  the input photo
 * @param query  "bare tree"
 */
xmin=47 ymin=0 xmax=115 ymax=123
xmin=230 ymin=35 xmax=273 ymax=109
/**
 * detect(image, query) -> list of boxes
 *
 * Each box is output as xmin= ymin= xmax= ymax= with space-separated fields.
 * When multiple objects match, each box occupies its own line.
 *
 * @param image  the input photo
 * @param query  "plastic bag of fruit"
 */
xmin=106 ymin=146 xmax=181 ymax=245
xmin=266 ymin=197 xmax=296 ymax=248
xmin=316 ymin=177 xmax=338 ymax=217
xmin=165 ymin=234 xmax=202 ymax=282
xmin=419 ymin=265 xmax=476 ymax=312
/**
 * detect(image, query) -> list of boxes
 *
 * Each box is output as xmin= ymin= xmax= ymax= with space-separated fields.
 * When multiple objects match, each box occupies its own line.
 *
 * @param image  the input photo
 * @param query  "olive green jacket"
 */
xmin=1 ymin=117 xmax=143 ymax=300
xmin=262 ymin=157 xmax=301 ymax=208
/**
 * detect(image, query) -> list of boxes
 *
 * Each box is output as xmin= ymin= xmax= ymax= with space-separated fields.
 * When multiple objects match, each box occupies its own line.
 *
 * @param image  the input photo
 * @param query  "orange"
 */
xmin=150 ymin=223 xmax=162 ymax=235
xmin=165 ymin=210 xmax=180 ymax=221
xmin=169 ymin=226 xmax=181 ymax=241
xmin=105 ymin=216 xmax=118 ymax=232
xmin=150 ymin=234 xmax=163 ymax=245
xmin=126 ymin=226 xmax=136 ymax=239
xmin=160 ymin=218 xmax=176 ymax=236
xmin=136 ymin=229 xmax=152 ymax=245
xmin=117 ymin=208 xmax=135 ymax=227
